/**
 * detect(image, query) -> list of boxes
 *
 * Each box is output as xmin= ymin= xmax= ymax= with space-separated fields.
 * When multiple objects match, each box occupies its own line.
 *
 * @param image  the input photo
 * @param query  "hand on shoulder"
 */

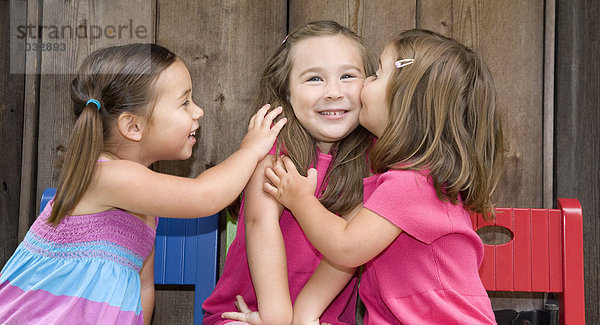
xmin=239 ymin=105 xmax=287 ymax=162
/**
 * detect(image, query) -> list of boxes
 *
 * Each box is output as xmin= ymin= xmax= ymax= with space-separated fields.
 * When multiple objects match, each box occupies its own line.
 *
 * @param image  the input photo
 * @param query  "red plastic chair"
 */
xmin=470 ymin=198 xmax=585 ymax=325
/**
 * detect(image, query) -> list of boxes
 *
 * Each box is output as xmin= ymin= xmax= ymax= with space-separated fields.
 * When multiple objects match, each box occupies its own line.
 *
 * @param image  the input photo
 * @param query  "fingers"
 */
xmin=221 ymin=312 xmax=249 ymax=322
xmin=220 ymin=295 xmax=253 ymax=322
xmin=248 ymin=104 xmax=270 ymax=130
xmin=280 ymin=156 xmax=299 ymax=175
xmin=248 ymin=104 xmax=287 ymax=134
xmin=272 ymin=158 xmax=288 ymax=176
xmin=270 ymin=115 xmax=287 ymax=134
xmin=263 ymin=181 xmax=278 ymax=198
xmin=235 ymin=295 xmax=251 ymax=313
xmin=267 ymin=156 xmax=302 ymax=180
xmin=264 ymin=167 xmax=280 ymax=187
xmin=254 ymin=104 xmax=271 ymax=127
xmin=264 ymin=105 xmax=283 ymax=123
xmin=255 ymin=105 xmax=282 ymax=128
xmin=261 ymin=106 xmax=286 ymax=136
xmin=274 ymin=155 xmax=287 ymax=172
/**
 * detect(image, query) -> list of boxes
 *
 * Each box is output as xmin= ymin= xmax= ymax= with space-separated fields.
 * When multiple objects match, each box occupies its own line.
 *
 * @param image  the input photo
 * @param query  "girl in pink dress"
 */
xmin=203 ymin=21 xmax=374 ymax=325
xmin=0 ymin=43 xmax=285 ymax=325
xmin=265 ymin=29 xmax=504 ymax=324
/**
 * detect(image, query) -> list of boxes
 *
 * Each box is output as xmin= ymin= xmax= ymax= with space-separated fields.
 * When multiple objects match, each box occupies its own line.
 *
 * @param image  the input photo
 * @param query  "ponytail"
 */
xmin=46 ymin=43 xmax=178 ymax=226
xmin=48 ymin=102 xmax=103 ymax=225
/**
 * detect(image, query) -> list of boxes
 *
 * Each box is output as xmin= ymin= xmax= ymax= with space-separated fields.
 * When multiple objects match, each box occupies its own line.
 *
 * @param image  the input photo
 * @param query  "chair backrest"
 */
xmin=154 ymin=216 xmax=218 ymax=324
xmin=40 ymin=188 xmax=56 ymax=212
xmin=40 ymin=188 xmax=218 ymax=325
xmin=470 ymin=198 xmax=585 ymax=325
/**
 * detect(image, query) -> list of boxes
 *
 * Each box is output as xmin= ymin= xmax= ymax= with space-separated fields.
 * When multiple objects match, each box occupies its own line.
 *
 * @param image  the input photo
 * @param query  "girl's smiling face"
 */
xmin=142 ymin=60 xmax=204 ymax=163
xmin=359 ymin=45 xmax=396 ymax=138
xmin=288 ymin=35 xmax=365 ymax=153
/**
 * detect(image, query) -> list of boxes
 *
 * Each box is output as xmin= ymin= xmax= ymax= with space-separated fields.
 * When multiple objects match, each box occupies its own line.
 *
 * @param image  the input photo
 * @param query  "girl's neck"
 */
xmin=99 ymin=151 xmax=153 ymax=166
xmin=101 ymin=146 xmax=156 ymax=167
xmin=99 ymin=151 xmax=120 ymax=161
xmin=316 ymin=142 xmax=334 ymax=154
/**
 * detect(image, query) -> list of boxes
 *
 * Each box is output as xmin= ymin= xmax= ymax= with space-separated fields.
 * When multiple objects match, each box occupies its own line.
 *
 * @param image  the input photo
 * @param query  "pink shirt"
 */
xmin=203 ymin=149 xmax=358 ymax=325
xmin=360 ymin=169 xmax=495 ymax=324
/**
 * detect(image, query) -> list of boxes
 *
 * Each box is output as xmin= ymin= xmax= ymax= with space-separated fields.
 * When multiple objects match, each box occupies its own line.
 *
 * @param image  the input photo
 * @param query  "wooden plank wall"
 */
xmin=0 ymin=0 xmax=26 ymax=268
xmin=555 ymin=0 xmax=600 ymax=324
xmin=17 ymin=0 xmax=42 ymax=240
xmin=0 ymin=0 xmax=597 ymax=324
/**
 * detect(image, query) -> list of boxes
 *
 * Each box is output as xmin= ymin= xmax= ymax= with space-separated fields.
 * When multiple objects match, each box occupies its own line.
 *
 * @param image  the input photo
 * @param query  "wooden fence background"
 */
xmin=0 ymin=0 xmax=597 ymax=324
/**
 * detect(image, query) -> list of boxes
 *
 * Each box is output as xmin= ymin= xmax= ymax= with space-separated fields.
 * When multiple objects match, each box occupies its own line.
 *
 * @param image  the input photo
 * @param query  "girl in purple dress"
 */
xmin=0 ymin=43 xmax=285 ymax=325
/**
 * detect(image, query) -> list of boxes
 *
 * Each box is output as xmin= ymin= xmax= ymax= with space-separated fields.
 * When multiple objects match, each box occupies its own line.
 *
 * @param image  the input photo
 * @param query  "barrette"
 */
xmin=395 ymin=59 xmax=414 ymax=68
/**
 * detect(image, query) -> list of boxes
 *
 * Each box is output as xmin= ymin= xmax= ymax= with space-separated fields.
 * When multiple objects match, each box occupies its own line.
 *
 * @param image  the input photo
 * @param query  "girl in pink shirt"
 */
xmin=203 ymin=21 xmax=374 ymax=325
xmin=265 ymin=29 xmax=504 ymax=324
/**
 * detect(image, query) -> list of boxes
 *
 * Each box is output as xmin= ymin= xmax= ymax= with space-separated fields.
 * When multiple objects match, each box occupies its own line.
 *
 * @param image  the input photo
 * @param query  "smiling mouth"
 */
xmin=188 ymin=130 xmax=197 ymax=144
xmin=319 ymin=110 xmax=347 ymax=116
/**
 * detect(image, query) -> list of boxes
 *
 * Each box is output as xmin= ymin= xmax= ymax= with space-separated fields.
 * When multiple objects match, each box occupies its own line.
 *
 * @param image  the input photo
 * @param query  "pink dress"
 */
xmin=360 ymin=169 xmax=495 ymax=324
xmin=203 ymin=149 xmax=358 ymax=325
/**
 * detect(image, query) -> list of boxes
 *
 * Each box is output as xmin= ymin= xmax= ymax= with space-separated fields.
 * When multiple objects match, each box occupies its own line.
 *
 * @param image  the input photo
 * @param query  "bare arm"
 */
xmin=265 ymin=157 xmax=402 ymax=268
xmin=221 ymin=155 xmax=293 ymax=325
xmin=139 ymin=246 xmax=155 ymax=325
xmin=292 ymin=205 xmax=361 ymax=324
xmin=90 ymin=106 xmax=286 ymax=218
xmin=245 ymin=156 xmax=293 ymax=324
xmin=292 ymin=258 xmax=355 ymax=325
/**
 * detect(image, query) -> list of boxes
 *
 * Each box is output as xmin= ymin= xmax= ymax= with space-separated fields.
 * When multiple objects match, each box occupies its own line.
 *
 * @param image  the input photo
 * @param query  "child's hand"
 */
xmin=264 ymin=156 xmax=317 ymax=211
xmin=221 ymin=295 xmax=263 ymax=324
xmin=239 ymin=104 xmax=287 ymax=161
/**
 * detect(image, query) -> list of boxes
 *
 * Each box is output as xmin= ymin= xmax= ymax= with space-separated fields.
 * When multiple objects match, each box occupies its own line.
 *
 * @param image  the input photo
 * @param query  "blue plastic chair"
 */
xmin=40 ymin=188 xmax=218 ymax=324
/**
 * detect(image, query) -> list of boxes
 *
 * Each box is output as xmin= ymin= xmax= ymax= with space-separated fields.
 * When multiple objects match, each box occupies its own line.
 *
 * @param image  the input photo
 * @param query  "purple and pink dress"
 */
xmin=0 ymin=200 xmax=156 ymax=325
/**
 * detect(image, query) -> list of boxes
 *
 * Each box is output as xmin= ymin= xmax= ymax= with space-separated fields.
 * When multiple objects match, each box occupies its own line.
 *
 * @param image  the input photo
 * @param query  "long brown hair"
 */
xmin=48 ymin=43 xmax=178 ymax=226
xmin=370 ymin=29 xmax=505 ymax=217
xmin=247 ymin=20 xmax=374 ymax=216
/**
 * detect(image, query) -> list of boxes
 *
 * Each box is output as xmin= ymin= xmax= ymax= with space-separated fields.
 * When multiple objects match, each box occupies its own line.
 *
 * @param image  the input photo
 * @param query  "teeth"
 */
xmin=190 ymin=131 xmax=196 ymax=136
xmin=320 ymin=111 xmax=344 ymax=116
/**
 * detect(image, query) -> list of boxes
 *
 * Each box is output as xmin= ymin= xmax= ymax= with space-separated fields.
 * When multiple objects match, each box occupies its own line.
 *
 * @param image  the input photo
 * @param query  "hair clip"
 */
xmin=395 ymin=59 xmax=414 ymax=68
xmin=86 ymin=99 xmax=101 ymax=111
xmin=281 ymin=34 xmax=289 ymax=45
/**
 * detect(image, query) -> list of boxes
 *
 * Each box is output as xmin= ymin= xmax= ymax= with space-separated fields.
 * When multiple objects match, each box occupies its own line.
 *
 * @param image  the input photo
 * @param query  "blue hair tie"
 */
xmin=86 ymin=99 xmax=101 ymax=111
